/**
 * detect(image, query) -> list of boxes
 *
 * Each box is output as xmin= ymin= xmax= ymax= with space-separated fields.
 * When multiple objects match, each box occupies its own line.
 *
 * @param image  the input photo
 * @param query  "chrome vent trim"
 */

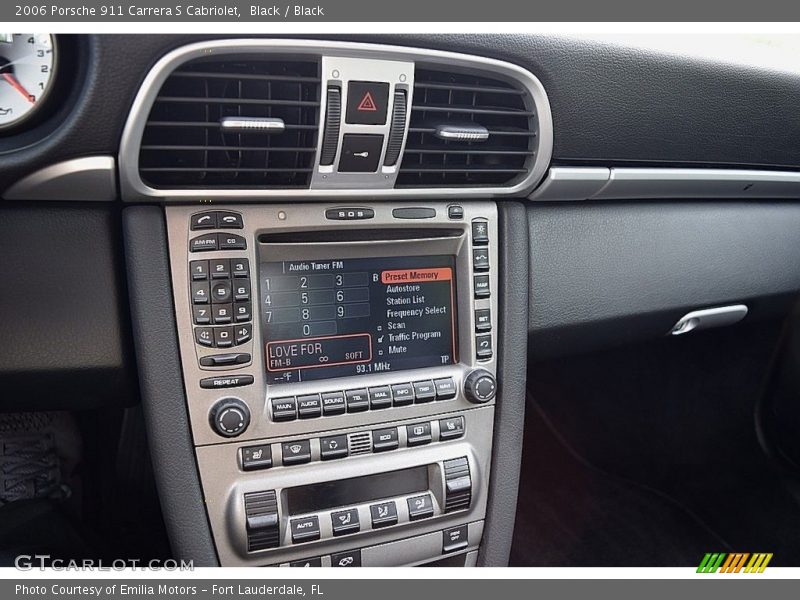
xmin=398 ymin=66 xmax=539 ymax=188
xmin=120 ymin=40 xmax=553 ymax=201
xmin=138 ymin=56 xmax=320 ymax=190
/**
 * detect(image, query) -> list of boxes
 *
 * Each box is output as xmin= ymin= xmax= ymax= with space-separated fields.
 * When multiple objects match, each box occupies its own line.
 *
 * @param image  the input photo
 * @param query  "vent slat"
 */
xmin=156 ymin=96 xmax=320 ymax=107
xmin=410 ymin=105 xmax=534 ymax=116
xmin=139 ymin=57 xmax=320 ymax=189
xmin=398 ymin=67 xmax=537 ymax=188
xmin=141 ymin=145 xmax=316 ymax=152
xmin=414 ymin=81 xmax=523 ymax=95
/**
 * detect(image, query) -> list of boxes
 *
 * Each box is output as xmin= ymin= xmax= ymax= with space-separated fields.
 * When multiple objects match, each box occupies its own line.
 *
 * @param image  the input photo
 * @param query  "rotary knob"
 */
xmin=464 ymin=369 xmax=497 ymax=404
xmin=209 ymin=398 xmax=250 ymax=438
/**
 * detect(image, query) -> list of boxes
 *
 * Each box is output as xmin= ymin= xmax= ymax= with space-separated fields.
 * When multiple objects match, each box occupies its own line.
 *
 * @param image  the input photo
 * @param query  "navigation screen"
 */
xmin=260 ymin=255 xmax=458 ymax=384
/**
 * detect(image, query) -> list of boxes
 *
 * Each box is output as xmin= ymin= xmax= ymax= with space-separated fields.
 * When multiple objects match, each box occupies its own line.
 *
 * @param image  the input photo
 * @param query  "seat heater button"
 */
xmin=370 ymin=501 xmax=398 ymax=528
xmin=241 ymin=444 xmax=272 ymax=471
xmin=331 ymin=508 xmax=360 ymax=536
xmin=407 ymin=494 xmax=434 ymax=521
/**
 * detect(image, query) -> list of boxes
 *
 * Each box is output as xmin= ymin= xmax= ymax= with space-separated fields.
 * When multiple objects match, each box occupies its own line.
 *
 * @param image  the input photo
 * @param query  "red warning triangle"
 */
xmin=357 ymin=91 xmax=378 ymax=112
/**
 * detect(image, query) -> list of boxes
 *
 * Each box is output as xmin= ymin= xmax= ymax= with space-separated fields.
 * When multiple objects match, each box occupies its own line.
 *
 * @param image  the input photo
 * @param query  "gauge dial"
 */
xmin=0 ymin=34 xmax=56 ymax=130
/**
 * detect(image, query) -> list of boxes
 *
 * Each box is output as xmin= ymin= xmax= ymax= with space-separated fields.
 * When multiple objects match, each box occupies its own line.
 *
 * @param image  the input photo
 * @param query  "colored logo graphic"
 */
xmin=697 ymin=553 xmax=773 ymax=573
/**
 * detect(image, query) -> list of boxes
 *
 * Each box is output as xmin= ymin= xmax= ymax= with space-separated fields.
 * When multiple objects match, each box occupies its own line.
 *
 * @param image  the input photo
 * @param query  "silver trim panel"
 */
xmin=3 ymin=156 xmax=117 ymax=202
xmin=530 ymin=166 xmax=800 ymax=201
xmin=119 ymin=39 xmax=553 ymax=201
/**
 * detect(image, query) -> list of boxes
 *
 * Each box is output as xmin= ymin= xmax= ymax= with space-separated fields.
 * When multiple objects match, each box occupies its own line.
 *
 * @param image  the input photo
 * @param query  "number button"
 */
xmin=212 ymin=304 xmax=233 ymax=324
xmin=234 ymin=302 xmax=252 ymax=322
xmin=190 ymin=260 xmax=209 ymax=280
xmin=233 ymin=280 xmax=250 ymax=302
xmin=209 ymin=259 xmax=230 ymax=279
xmin=192 ymin=305 xmax=211 ymax=325
xmin=215 ymin=327 xmax=234 ymax=348
xmin=231 ymin=259 xmax=249 ymax=278
xmin=191 ymin=281 xmax=210 ymax=304
xmin=211 ymin=281 xmax=232 ymax=303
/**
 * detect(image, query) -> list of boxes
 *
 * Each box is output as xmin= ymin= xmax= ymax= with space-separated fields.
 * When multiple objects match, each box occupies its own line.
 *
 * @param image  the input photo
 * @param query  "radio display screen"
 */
xmin=260 ymin=255 xmax=458 ymax=384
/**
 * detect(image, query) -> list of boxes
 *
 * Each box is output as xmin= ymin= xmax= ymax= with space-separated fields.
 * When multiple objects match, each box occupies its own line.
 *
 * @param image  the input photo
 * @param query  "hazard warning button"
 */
xmin=346 ymin=81 xmax=390 ymax=125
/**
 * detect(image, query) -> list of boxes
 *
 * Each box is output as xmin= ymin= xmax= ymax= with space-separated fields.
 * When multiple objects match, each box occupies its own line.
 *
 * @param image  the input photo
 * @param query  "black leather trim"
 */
xmin=122 ymin=205 xmax=219 ymax=566
xmin=478 ymin=201 xmax=528 ymax=566
xmin=528 ymin=201 xmax=800 ymax=359
xmin=0 ymin=203 xmax=136 ymax=410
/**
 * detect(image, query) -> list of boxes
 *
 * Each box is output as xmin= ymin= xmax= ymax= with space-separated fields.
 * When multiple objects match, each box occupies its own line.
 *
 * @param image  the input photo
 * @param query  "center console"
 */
xmin=166 ymin=201 xmax=498 ymax=566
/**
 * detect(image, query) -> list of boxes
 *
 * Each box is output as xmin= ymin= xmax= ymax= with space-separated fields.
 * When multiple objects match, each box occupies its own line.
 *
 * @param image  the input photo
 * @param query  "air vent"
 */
xmin=397 ymin=67 xmax=538 ymax=188
xmin=139 ymin=57 xmax=320 ymax=189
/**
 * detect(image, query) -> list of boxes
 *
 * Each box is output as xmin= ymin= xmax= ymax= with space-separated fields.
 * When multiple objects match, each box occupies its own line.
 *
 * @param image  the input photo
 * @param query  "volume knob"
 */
xmin=209 ymin=398 xmax=250 ymax=437
xmin=464 ymin=369 xmax=497 ymax=404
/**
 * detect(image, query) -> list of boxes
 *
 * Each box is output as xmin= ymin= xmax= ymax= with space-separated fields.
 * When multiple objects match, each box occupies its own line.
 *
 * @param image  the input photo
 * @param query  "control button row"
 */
xmin=190 ymin=232 xmax=247 ymax=252
xmin=471 ymin=218 xmax=493 ymax=361
xmin=289 ymin=492 xmax=435 ymax=546
xmin=238 ymin=416 xmax=465 ymax=472
xmin=191 ymin=279 xmax=250 ymax=305
xmin=195 ymin=323 xmax=252 ymax=348
xmin=270 ymin=377 xmax=457 ymax=422
xmin=190 ymin=210 xmax=244 ymax=231
xmin=283 ymin=523 xmax=471 ymax=565
xmin=193 ymin=302 xmax=251 ymax=325
xmin=191 ymin=258 xmax=249 ymax=281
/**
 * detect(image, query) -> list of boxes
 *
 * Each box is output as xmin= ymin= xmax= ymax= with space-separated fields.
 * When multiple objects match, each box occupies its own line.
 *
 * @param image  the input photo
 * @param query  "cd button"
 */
xmin=219 ymin=233 xmax=247 ymax=250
